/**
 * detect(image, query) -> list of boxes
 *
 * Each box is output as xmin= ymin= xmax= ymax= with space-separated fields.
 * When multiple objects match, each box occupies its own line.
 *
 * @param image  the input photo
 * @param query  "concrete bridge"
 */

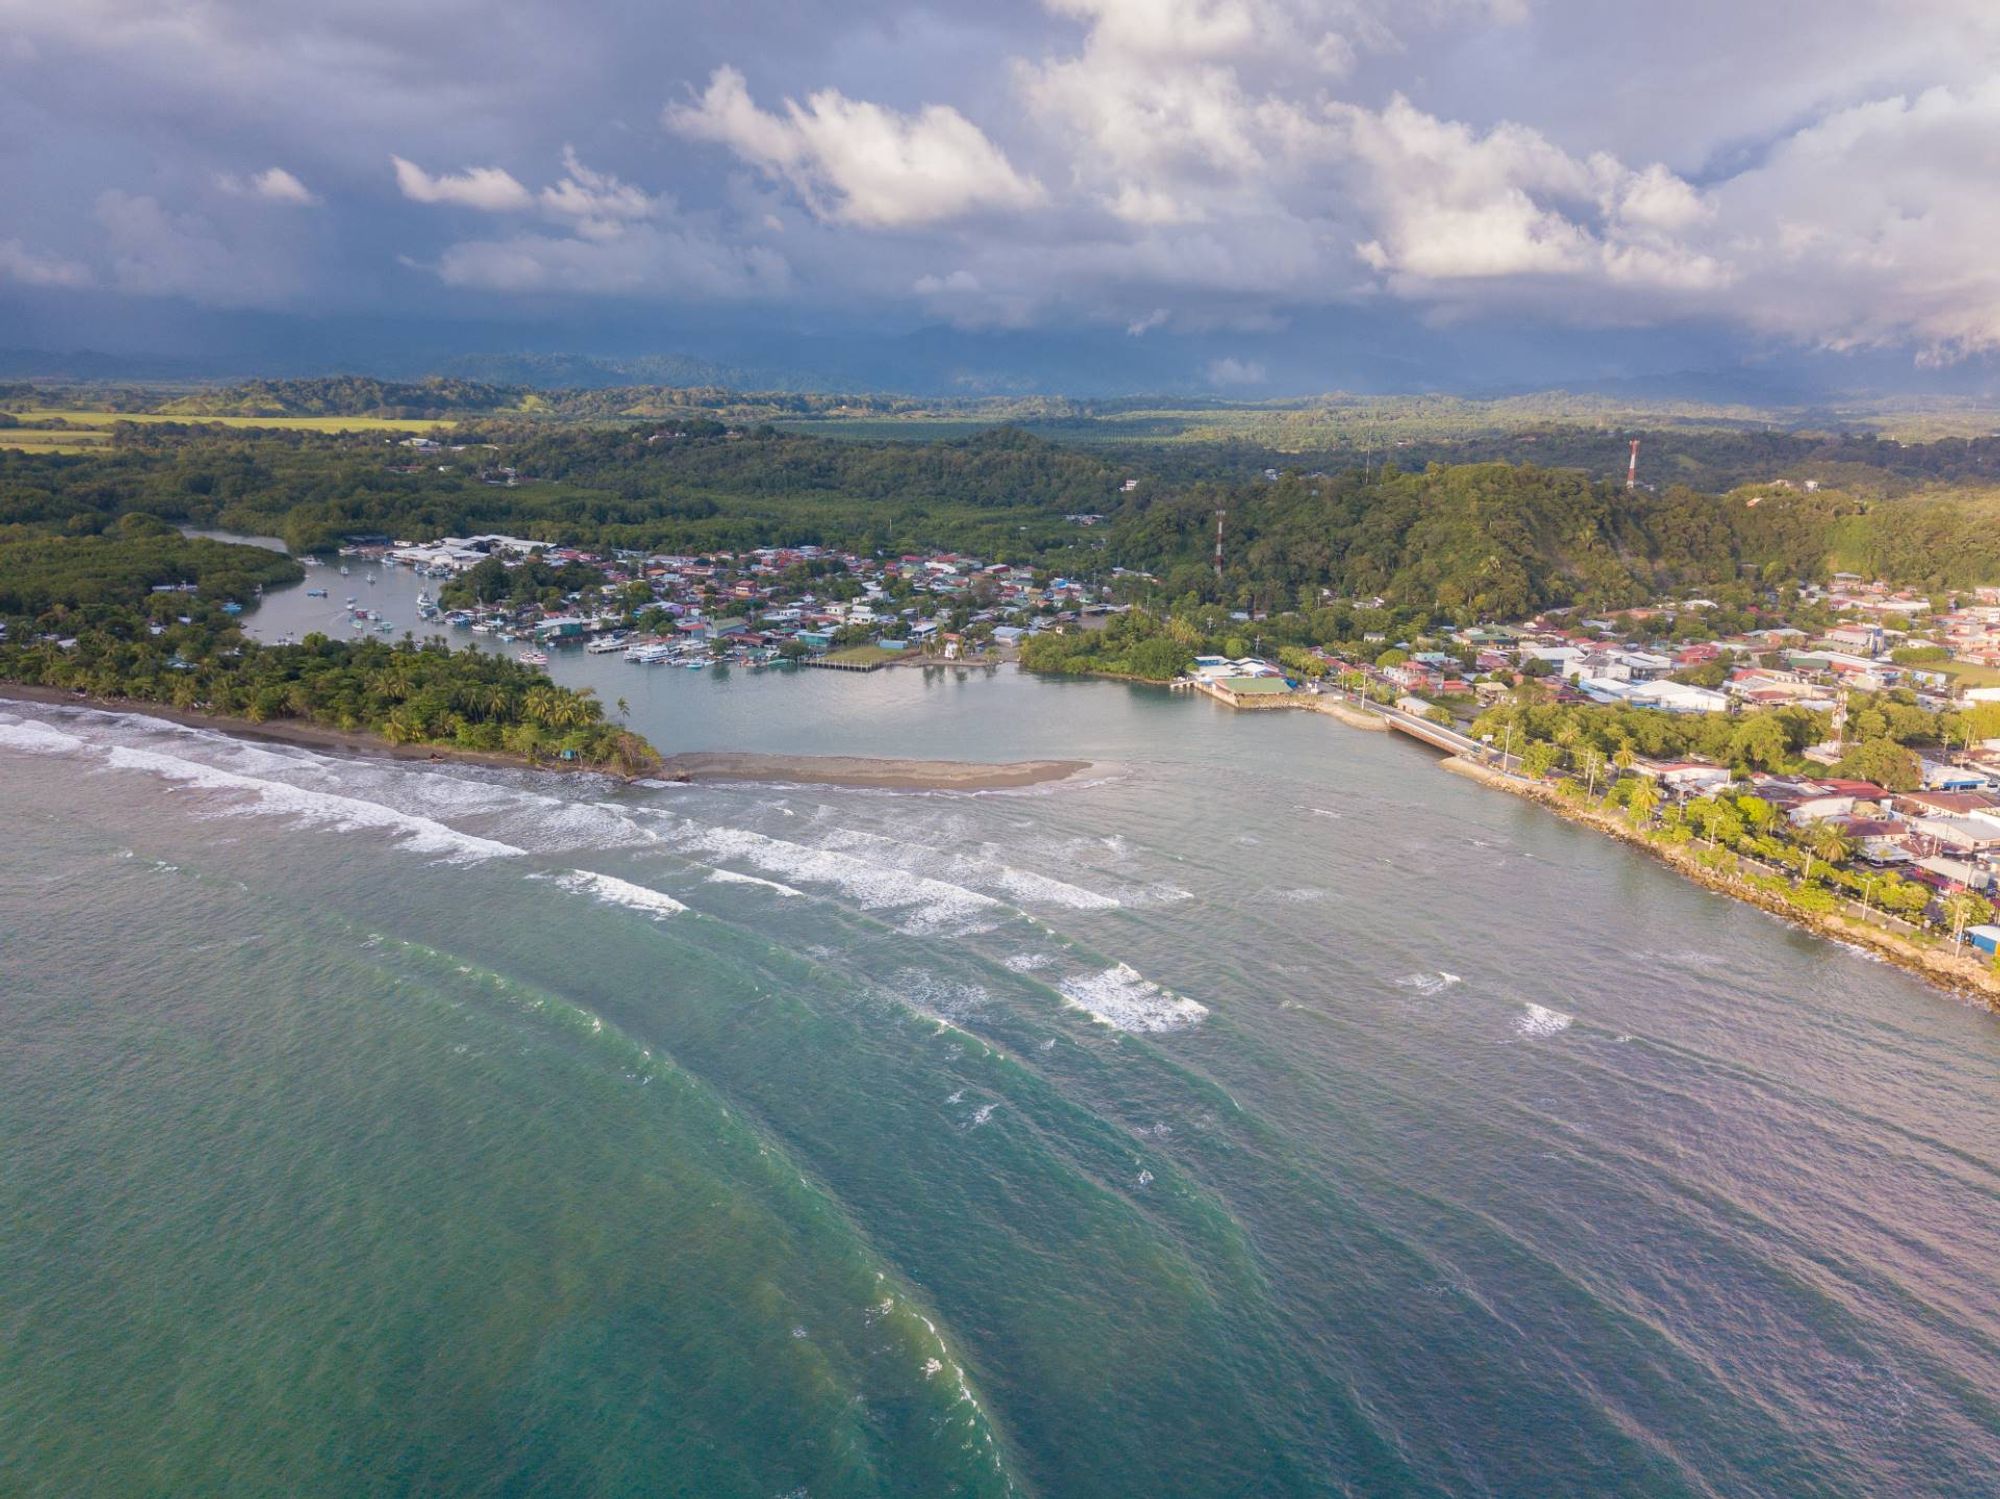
xmin=1374 ymin=704 xmax=1486 ymax=758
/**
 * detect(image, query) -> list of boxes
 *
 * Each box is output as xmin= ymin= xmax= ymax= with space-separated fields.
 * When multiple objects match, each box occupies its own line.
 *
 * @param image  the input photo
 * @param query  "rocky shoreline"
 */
xmin=1440 ymin=754 xmax=2000 ymax=1011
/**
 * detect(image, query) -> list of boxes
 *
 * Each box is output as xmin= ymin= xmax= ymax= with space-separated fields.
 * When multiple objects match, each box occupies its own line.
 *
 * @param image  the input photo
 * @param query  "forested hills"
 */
xmin=7 ymin=406 xmax=2000 ymax=616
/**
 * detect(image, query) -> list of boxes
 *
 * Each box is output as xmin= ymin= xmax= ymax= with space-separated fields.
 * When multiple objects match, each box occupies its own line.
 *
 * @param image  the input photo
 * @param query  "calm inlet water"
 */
xmin=3 ymin=569 xmax=1998 ymax=1495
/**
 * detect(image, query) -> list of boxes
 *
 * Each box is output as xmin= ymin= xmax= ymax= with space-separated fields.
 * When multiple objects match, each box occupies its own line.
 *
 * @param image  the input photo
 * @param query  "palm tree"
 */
xmin=1626 ymin=782 xmax=1660 ymax=829
xmin=522 ymin=685 xmax=562 ymax=727
xmin=1799 ymin=819 xmax=1853 ymax=885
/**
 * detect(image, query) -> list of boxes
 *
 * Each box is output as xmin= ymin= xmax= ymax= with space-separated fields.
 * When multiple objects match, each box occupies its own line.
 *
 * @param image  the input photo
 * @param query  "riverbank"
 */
xmin=1440 ymin=754 xmax=2000 ymax=1010
xmin=656 ymin=750 xmax=1090 ymax=791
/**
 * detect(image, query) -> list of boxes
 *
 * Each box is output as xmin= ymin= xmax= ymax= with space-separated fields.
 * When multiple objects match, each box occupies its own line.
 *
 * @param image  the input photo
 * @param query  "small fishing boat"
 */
xmin=339 ymin=564 xmax=350 ymax=575
xmin=306 ymin=588 xmax=327 ymax=598
xmin=415 ymin=590 xmax=433 ymax=609
xmin=518 ymin=649 xmax=549 ymax=666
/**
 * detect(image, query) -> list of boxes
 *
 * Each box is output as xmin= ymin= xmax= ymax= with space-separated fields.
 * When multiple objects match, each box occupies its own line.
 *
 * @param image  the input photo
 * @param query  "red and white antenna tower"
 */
xmin=1626 ymin=439 xmax=1640 ymax=492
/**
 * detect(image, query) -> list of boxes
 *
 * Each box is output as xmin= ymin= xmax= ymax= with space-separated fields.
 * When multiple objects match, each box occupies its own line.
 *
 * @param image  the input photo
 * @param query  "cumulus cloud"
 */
xmin=217 ymin=166 xmax=317 ymax=204
xmin=666 ymin=66 xmax=1046 ymax=227
xmin=10 ymin=0 xmax=2000 ymax=363
xmin=0 ymin=239 xmax=92 ymax=288
xmin=392 ymin=156 xmax=532 ymax=212
xmin=538 ymin=147 xmax=657 ymax=238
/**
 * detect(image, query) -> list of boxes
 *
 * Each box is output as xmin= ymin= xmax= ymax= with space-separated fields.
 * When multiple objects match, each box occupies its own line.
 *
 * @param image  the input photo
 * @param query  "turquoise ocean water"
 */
xmin=2 ymin=563 xmax=1997 ymax=1496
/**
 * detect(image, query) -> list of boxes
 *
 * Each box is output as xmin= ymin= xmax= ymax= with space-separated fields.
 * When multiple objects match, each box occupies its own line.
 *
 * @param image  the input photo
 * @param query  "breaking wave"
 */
xmin=1058 ymin=963 xmax=1208 ymax=1033
xmin=1517 ymin=1003 xmax=1574 ymax=1038
xmin=656 ymin=818 xmax=1004 ymax=934
xmin=705 ymin=868 xmax=804 ymax=897
xmin=0 ymin=717 xmax=87 ymax=755
xmin=549 ymin=869 xmax=688 ymax=919
xmin=1395 ymin=971 xmax=1462 ymax=996
xmin=100 ymin=744 xmax=526 ymax=863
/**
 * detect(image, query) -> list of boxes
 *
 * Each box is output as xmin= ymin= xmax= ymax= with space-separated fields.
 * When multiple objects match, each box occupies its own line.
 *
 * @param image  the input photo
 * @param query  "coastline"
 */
xmin=1437 ymin=754 xmax=2000 ymax=1010
xmin=0 ymin=684 xmax=1091 ymax=792
xmin=0 ymin=683 xmax=538 ymax=771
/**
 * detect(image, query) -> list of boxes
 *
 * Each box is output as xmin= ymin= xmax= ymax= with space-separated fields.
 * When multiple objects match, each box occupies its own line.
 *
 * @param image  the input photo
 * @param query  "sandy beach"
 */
xmin=655 ymin=750 xmax=1090 ymax=791
xmin=1 ymin=685 xmax=1091 ymax=791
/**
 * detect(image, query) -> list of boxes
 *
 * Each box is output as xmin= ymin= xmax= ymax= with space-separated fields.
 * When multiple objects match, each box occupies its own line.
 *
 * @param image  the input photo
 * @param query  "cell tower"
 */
xmin=1213 ymin=508 xmax=1227 ymax=582
xmin=1627 ymin=439 xmax=1641 ymax=492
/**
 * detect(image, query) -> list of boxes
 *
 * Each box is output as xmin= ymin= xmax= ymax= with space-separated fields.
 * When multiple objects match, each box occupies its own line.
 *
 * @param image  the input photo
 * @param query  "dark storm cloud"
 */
xmin=5 ymin=0 xmax=2000 ymax=377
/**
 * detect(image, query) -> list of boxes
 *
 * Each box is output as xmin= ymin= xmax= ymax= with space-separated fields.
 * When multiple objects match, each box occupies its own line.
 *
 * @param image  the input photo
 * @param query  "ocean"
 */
xmin=2 ymin=564 xmax=1997 ymax=1496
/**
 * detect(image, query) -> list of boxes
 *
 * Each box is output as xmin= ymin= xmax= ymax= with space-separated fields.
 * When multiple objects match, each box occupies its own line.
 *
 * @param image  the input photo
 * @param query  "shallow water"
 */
xmin=4 ymin=657 xmax=1998 ymax=1496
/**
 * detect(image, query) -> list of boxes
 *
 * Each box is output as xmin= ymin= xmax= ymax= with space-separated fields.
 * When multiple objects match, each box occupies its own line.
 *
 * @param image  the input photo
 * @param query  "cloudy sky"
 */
xmin=5 ymin=0 xmax=2000 ymax=391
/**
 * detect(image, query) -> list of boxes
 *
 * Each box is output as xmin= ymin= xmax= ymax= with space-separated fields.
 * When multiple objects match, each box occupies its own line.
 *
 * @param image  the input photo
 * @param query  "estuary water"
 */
xmin=3 ymin=572 xmax=1999 ymax=1495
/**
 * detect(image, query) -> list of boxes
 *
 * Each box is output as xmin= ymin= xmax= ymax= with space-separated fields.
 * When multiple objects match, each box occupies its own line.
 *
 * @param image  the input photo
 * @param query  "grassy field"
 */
xmin=9 ymin=410 xmax=457 ymax=436
xmin=1933 ymin=659 xmax=2000 ymax=689
xmin=0 ymin=427 xmax=113 ymax=453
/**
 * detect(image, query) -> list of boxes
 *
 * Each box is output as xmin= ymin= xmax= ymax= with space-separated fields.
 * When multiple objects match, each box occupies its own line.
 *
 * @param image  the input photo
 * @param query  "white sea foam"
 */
xmin=0 ymin=718 xmax=86 ymax=755
xmin=661 ymin=819 xmax=1003 ymax=934
xmin=552 ymin=870 xmax=688 ymax=919
xmin=1003 ymin=952 xmax=1054 ymax=972
xmin=1395 ymin=971 xmax=1462 ymax=997
xmin=818 ymin=826 xmax=1120 ymax=911
xmin=101 ymin=745 xmax=525 ymax=862
xmin=704 ymin=868 xmax=804 ymax=897
xmin=1058 ymin=963 xmax=1208 ymax=1032
xmin=966 ymin=1102 xmax=999 ymax=1128
xmin=897 ymin=971 xmax=990 ymax=1023
xmin=1517 ymin=1003 xmax=1574 ymax=1038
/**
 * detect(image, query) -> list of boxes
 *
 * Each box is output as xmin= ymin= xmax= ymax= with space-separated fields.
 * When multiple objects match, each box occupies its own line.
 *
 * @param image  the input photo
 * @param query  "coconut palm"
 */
xmin=1799 ymin=819 xmax=1853 ymax=884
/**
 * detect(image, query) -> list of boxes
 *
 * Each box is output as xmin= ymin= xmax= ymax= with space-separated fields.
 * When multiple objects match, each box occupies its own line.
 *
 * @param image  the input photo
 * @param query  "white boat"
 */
xmin=415 ymin=591 xmax=433 ymax=609
xmin=586 ymin=635 xmax=627 ymax=654
xmin=518 ymin=650 xmax=549 ymax=666
xmin=339 ymin=565 xmax=350 ymax=575
xmin=471 ymin=623 xmax=493 ymax=634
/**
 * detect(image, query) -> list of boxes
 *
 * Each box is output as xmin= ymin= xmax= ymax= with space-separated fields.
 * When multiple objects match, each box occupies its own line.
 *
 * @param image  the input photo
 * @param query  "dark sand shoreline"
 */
xmin=0 ymin=685 xmax=1092 ymax=791
xmin=655 ymin=751 xmax=1090 ymax=791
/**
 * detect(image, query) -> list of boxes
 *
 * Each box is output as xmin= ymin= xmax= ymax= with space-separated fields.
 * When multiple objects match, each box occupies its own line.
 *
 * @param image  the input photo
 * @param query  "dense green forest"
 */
xmin=0 ymin=516 xmax=654 ymax=770
xmin=9 ymin=382 xmax=2000 ymax=619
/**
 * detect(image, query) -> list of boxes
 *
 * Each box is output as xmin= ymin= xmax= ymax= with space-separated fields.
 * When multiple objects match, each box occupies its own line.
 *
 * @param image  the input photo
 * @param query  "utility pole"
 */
xmin=1627 ymin=439 xmax=1640 ymax=492
xmin=1213 ymin=508 xmax=1226 ymax=584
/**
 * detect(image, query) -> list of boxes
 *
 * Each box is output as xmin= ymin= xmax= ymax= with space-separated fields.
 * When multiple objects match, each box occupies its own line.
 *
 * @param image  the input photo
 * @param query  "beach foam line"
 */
xmin=0 ymin=717 xmax=87 ymax=755
xmin=100 ymin=744 xmax=526 ymax=862
xmin=1058 ymin=962 xmax=1208 ymax=1033
xmin=551 ymin=869 xmax=688 ymax=919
